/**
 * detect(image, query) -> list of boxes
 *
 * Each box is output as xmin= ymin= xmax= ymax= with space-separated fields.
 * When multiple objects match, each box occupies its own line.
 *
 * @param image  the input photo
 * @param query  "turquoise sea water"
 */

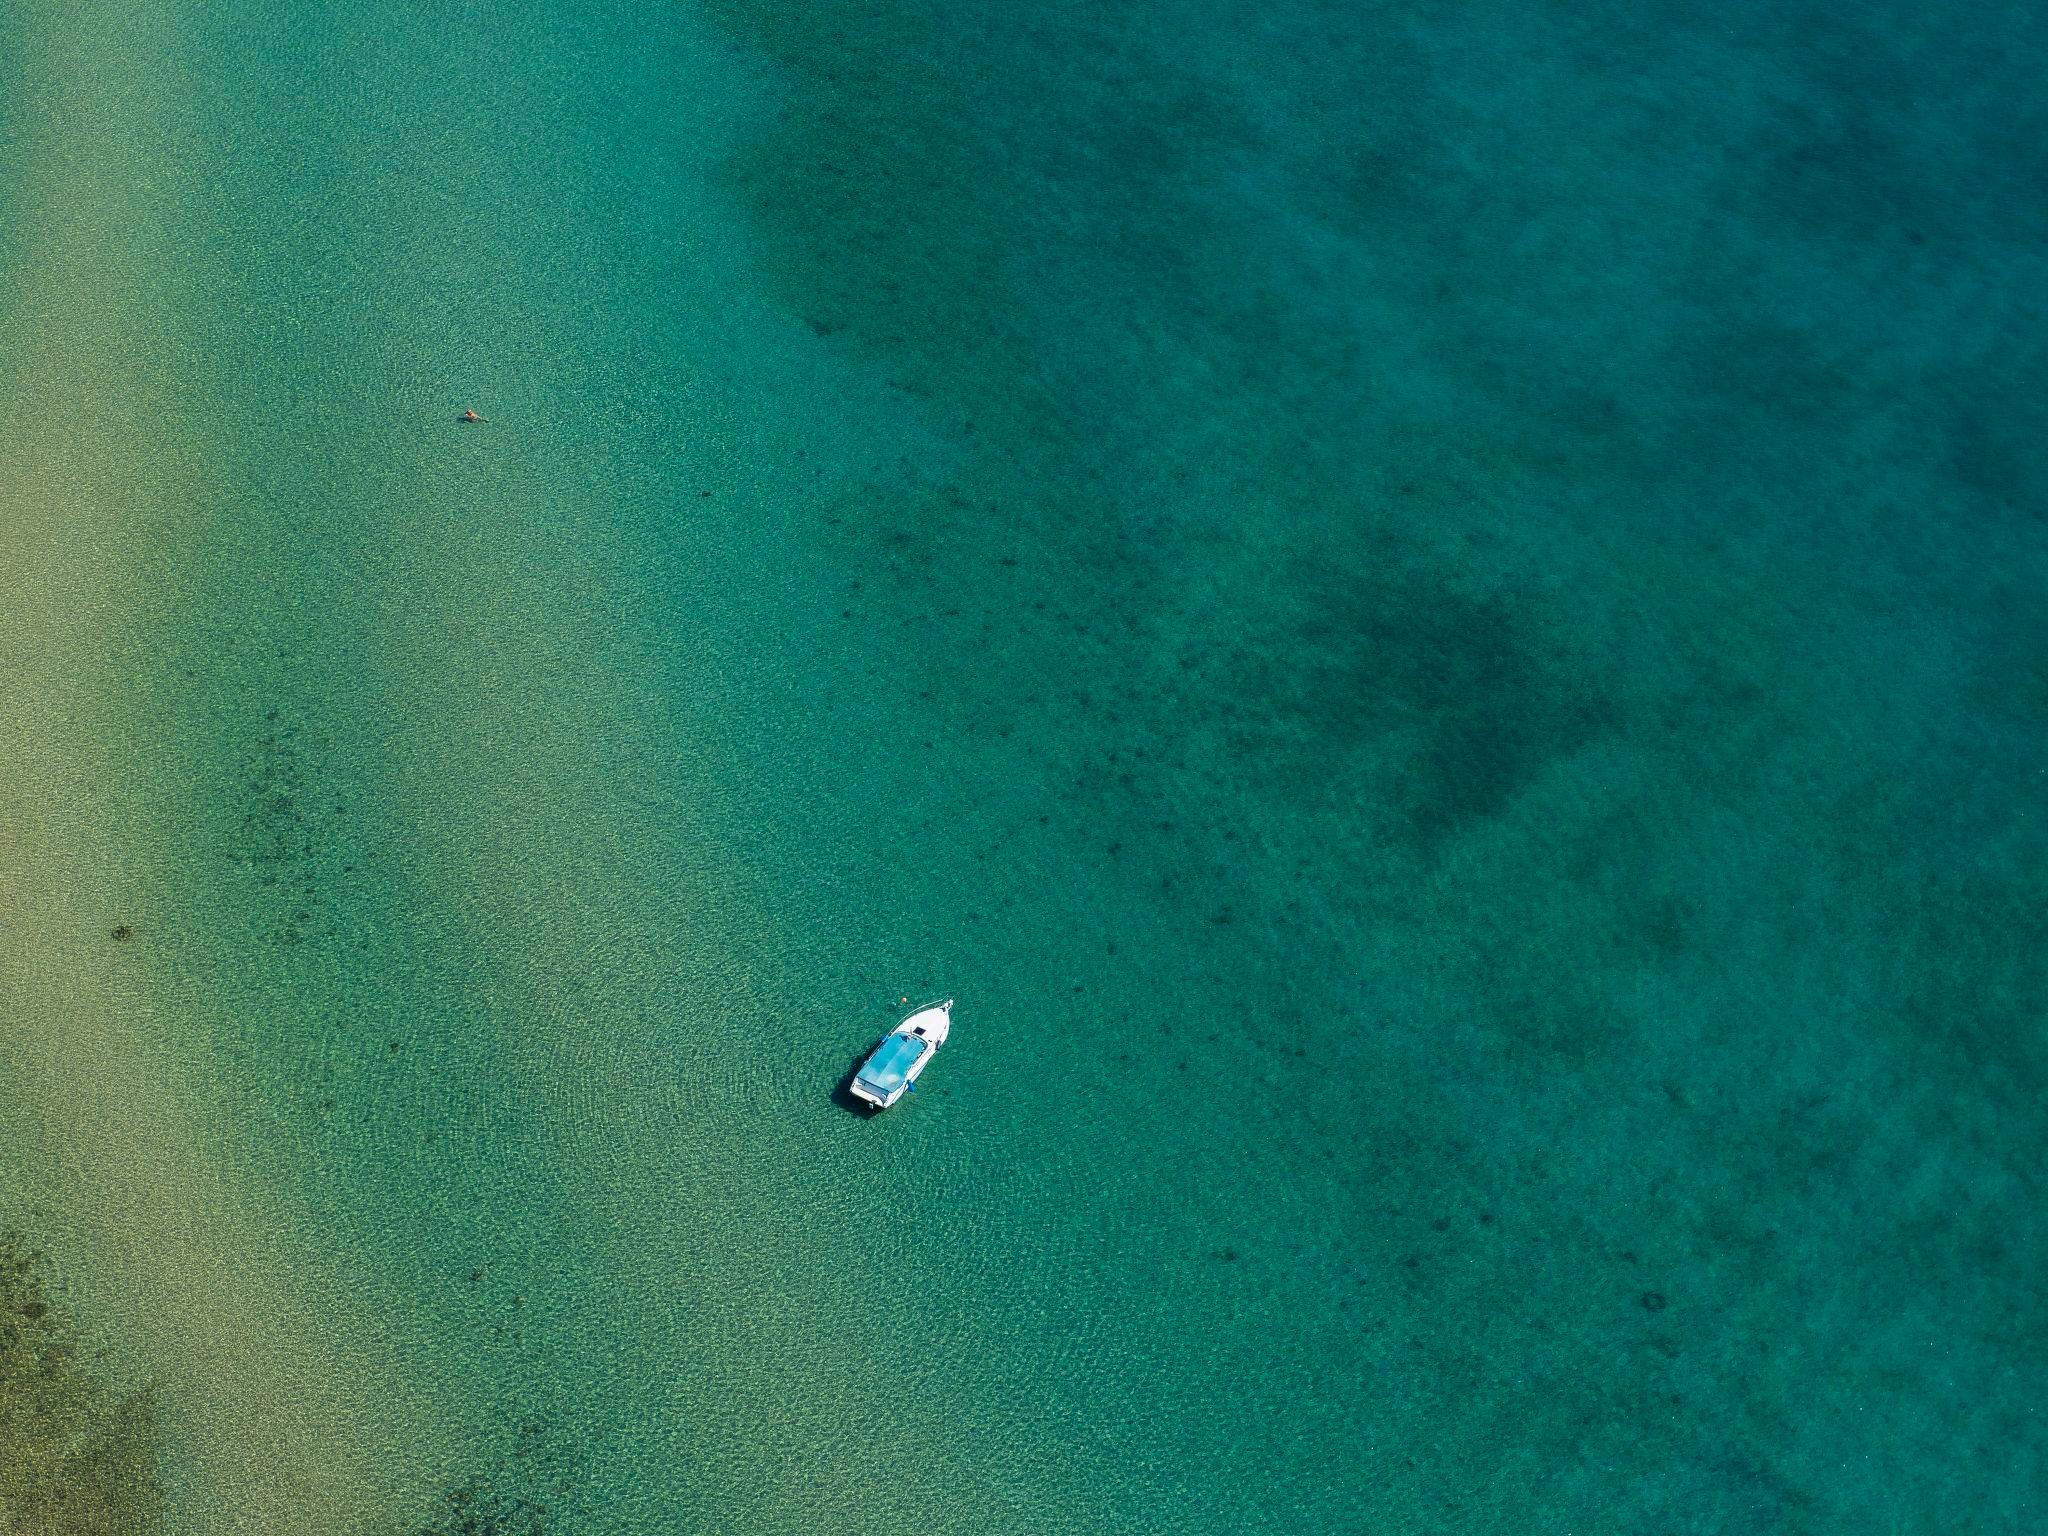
xmin=2 ymin=0 xmax=2043 ymax=1531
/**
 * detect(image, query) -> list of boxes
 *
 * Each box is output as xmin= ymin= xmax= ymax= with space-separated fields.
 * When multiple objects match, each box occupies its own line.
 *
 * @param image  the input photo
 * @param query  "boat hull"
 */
xmin=850 ymin=1000 xmax=952 ymax=1109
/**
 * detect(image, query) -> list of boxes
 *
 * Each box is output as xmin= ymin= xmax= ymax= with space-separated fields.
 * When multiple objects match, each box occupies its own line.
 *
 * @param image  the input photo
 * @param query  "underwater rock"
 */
xmin=0 ymin=1231 xmax=163 ymax=1534
xmin=228 ymin=711 xmax=360 ymax=949
xmin=407 ymin=1479 xmax=550 ymax=1536
xmin=387 ymin=1408 xmax=587 ymax=1536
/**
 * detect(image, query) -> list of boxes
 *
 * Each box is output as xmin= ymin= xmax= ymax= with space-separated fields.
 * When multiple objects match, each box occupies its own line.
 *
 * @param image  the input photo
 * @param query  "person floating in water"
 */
xmin=459 ymin=408 xmax=485 ymax=424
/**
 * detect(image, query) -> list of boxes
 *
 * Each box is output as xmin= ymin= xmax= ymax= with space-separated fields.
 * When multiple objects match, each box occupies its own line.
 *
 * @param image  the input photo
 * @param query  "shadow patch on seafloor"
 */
xmin=1176 ymin=546 xmax=1618 ymax=864
xmin=223 ymin=707 xmax=365 ymax=951
xmin=385 ymin=1415 xmax=587 ymax=1536
xmin=394 ymin=1477 xmax=551 ymax=1536
xmin=0 ymin=1230 xmax=163 ymax=1535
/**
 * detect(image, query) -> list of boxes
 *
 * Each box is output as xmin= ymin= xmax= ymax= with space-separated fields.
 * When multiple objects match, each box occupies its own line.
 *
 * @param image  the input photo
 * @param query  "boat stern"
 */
xmin=847 ymin=1078 xmax=899 ymax=1109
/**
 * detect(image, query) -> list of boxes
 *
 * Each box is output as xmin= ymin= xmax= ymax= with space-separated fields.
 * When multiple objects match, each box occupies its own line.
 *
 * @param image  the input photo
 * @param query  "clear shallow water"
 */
xmin=1 ymin=1 xmax=2043 ymax=1531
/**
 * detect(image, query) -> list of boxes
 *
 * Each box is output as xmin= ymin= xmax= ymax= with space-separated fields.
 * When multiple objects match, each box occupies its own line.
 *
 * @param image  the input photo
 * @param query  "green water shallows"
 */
xmin=0 ymin=0 xmax=2043 ymax=1531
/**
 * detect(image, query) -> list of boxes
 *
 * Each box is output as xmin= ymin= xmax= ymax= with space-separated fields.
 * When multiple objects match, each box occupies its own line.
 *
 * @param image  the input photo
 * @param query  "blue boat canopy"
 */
xmin=857 ymin=1032 xmax=929 ymax=1095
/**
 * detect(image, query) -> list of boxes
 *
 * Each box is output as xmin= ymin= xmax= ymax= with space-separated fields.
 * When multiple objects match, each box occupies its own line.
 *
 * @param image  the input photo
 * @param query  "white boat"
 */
xmin=850 ymin=999 xmax=952 ymax=1109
